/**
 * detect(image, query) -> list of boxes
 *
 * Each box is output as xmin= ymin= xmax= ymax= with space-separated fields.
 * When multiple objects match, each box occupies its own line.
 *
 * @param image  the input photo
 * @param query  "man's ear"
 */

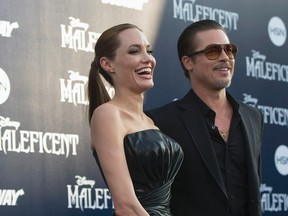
xmin=181 ymin=56 xmax=194 ymax=71
xmin=99 ymin=57 xmax=115 ymax=73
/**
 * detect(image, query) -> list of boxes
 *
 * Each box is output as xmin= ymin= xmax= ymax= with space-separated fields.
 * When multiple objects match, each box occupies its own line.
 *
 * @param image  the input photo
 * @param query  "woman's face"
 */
xmin=110 ymin=28 xmax=156 ymax=93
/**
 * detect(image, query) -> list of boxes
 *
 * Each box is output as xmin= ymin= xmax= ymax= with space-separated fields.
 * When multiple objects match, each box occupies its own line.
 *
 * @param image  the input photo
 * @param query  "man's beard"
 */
xmin=214 ymin=79 xmax=231 ymax=90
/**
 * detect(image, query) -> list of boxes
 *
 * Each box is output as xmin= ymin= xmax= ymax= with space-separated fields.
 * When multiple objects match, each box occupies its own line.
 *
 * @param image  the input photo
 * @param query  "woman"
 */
xmin=87 ymin=23 xmax=183 ymax=216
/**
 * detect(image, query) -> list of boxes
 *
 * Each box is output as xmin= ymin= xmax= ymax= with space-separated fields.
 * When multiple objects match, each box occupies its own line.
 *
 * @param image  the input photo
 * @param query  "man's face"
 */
xmin=188 ymin=29 xmax=235 ymax=91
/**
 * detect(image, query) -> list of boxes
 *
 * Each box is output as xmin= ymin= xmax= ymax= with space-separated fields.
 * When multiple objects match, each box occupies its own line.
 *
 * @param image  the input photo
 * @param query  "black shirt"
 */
xmin=191 ymin=90 xmax=249 ymax=216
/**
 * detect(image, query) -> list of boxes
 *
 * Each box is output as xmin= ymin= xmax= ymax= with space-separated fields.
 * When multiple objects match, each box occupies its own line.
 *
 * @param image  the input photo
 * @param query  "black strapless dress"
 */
xmin=93 ymin=129 xmax=183 ymax=216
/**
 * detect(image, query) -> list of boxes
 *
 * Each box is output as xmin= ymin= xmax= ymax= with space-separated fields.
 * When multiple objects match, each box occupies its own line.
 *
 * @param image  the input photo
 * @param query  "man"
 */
xmin=146 ymin=20 xmax=263 ymax=216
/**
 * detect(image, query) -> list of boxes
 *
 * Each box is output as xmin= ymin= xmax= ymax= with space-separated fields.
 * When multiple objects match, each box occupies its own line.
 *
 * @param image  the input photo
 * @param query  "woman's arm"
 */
xmin=90 ymin=104 xmax=149 ymax=216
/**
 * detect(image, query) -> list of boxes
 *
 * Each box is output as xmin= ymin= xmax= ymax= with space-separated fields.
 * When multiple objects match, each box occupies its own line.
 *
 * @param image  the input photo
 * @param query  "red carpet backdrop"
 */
xmin=0 ymin=0 xmax=287 ymax=215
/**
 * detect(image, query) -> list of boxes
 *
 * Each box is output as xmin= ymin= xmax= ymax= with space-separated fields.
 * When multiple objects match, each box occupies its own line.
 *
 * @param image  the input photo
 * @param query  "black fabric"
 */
xmin=93 ymin=129 xmax=183 ymax=216
xmin=146 ymin=89 xmax=263 ymax=216
xmin=194 ymin=91 xmax=249 ymax=216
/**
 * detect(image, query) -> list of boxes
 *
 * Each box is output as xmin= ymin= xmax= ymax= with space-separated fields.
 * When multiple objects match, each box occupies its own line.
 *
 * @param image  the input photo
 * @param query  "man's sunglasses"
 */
xmin=187 ymin=43 xmax=238 ymax=60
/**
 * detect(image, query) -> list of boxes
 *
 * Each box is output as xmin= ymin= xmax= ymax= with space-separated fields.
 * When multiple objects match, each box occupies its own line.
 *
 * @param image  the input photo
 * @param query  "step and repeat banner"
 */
xmin=0 ymin=0 xmax=287 ymax=215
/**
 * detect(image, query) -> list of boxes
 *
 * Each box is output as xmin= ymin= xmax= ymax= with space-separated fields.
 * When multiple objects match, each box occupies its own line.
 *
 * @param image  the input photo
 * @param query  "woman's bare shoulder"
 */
xmin=91 ymin=103 xmax=123 ymax=131
xmin=90 ymin=103 xmax=126 ymax=149
xmin=93 ymin=103 xmax=119 ymax=116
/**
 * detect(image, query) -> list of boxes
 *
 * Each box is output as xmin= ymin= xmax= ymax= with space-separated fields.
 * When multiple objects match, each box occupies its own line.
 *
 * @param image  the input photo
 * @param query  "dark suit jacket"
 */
xmin=146 ymin=89 xmax=264 ymax=216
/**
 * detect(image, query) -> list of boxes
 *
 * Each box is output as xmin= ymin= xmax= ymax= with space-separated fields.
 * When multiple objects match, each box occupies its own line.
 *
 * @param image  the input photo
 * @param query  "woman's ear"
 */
xmin=181 ymin=56 xmax=194 ymax=71
xmin=99 ymin=57 xmax=115 ymax=73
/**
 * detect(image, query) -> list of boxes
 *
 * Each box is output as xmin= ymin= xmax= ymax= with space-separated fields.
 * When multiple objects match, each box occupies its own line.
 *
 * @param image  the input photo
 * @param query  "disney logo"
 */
xmin=69 ymin=17 xmax=89 ymax=31
xmin=251 ymin=50 xmax=266 ymax=61
xmin=75 ymin=175 xmax=95 ymax=188
xmin=243 ymin=93 xmax=258 ymax=107
xmin=0 ymin=116 xmax=20 ymax=129
xmin=68 ymin=70 xmax=88 ymax=83
xmin=260 ymin=184 xmax=273 ymax=193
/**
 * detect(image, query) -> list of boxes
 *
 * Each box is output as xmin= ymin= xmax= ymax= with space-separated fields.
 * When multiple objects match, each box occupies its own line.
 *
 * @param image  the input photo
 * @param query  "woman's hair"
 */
xmin=87 ymin=23 xmax=140 ymax=123
xmin=177 ymin=19 xmax=225 ymax=78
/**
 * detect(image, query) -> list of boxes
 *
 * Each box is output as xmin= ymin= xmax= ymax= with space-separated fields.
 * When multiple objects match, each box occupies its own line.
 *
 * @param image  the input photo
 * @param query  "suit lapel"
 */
xmin=179 ymin=92 xmax=227 ymax=197
xmin=239 ymin=104 xmax=257 ymax=157
xmin=239 ymin=104 xmax=259 ymax=185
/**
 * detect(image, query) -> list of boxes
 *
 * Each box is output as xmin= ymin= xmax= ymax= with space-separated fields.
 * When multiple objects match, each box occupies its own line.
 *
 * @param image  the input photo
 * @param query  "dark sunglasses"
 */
xmin=187 ymin=43 xmax=238 ymax=60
